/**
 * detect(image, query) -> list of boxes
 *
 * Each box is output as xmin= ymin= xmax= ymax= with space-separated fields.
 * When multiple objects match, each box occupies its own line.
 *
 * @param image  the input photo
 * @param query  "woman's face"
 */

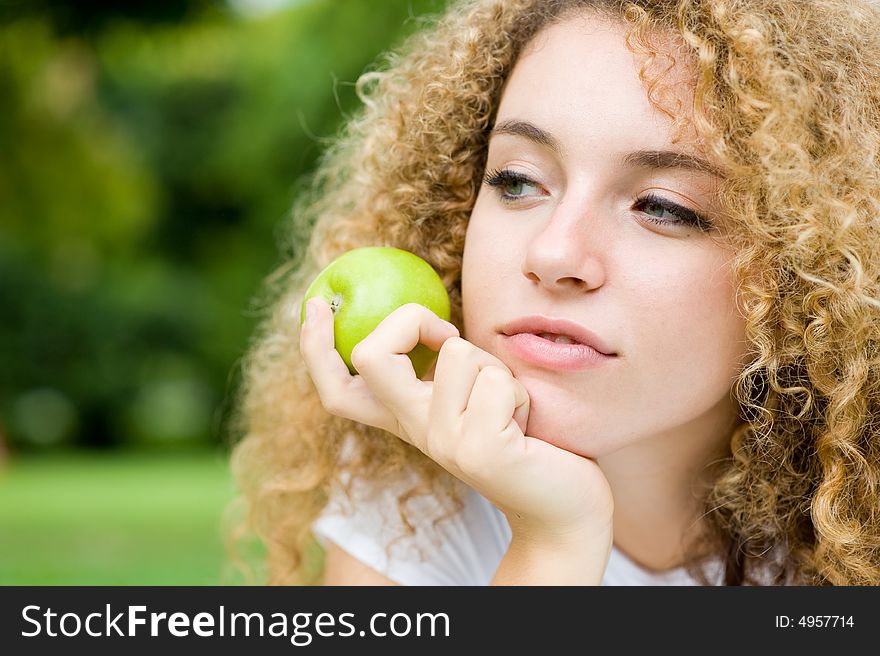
xmin=461 ymin=13 xmax=749 ymax=459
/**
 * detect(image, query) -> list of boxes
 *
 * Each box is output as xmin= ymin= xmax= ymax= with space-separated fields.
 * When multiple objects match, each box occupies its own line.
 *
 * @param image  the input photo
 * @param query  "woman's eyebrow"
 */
xmin=490 ymin=119 xmax=563 ymax=153
xmin=489 ymin=119 xmax=724 ymax=179
xmin=622 ymin=150 xmax=725 ymax=179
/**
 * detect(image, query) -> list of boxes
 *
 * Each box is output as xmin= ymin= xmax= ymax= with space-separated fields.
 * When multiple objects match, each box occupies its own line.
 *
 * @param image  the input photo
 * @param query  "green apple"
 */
xmin=301 ymin=246 xmax=451 ymax=377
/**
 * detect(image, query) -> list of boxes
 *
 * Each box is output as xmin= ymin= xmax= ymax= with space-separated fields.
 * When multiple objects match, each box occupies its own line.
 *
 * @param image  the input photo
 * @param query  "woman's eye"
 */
xmin=483 ymin=168 xmax=545 ymax=202
xmin=634 ymin=193 xmax=712 ymax=231
xmin=641 ymin=198 xmax=676 ymax=221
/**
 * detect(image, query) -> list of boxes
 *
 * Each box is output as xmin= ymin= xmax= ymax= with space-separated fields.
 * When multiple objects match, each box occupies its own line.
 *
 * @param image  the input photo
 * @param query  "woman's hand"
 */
xmin=299 ymin=297 xmax=614 ymax=573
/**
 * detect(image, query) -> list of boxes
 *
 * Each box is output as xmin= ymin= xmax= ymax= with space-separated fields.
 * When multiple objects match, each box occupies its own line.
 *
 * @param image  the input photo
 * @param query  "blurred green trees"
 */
xmin=0 ymin=0 xmax=446 ymax=451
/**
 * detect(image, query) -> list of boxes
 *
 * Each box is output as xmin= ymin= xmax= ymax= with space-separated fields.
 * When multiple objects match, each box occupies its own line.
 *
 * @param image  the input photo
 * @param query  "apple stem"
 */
xmin=330 ymin=293 xmax=343 ymax=315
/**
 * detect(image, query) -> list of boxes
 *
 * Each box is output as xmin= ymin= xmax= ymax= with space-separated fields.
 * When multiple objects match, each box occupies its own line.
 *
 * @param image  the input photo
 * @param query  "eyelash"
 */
xmin=482 ymin=168 xmax=713 ymax=231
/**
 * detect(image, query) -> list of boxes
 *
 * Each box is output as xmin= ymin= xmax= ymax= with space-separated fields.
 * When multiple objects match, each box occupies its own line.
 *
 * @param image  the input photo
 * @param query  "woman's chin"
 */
xmin=495 ymin=362 xmax=616 ymax=458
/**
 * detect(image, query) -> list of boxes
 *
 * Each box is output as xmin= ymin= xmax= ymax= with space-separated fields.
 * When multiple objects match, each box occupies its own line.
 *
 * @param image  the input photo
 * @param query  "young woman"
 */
xmin=229 ymin=0 xmax=880 ymax=585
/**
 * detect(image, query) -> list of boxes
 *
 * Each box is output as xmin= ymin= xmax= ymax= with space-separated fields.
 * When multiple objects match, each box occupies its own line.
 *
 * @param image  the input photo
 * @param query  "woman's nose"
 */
xmin=521 ymin=202 xmax=607 ymax=293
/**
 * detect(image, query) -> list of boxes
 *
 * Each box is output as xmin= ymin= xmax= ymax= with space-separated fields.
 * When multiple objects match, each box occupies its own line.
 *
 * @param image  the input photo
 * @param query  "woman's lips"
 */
xmin=500 ymin=333 xmax=617 ymax=371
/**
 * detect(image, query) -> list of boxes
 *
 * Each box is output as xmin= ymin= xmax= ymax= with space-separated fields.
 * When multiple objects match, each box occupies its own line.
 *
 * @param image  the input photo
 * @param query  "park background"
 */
xmin=0 ymin=0 xmax=446 ymax=585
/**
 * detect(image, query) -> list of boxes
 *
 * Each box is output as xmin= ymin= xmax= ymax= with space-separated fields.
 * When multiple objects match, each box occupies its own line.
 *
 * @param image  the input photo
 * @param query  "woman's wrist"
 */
xmin=491 ymin=522 xmax=614 ymax=586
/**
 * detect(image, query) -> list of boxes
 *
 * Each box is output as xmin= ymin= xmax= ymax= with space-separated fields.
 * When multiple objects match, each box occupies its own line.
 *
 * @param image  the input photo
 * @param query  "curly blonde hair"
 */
xmin=227 ymin=0 xmax=880 ymax=586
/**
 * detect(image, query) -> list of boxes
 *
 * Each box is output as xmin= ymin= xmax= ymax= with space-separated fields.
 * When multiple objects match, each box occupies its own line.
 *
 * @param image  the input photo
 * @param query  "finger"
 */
xmin=299 ymin=297 xmax=348 ymax=376
xmin=512 ymin=383 xmax=530 ymax=434
xmin=462 ymin=365 xmax=529 ymax=439
xmin=299 ymin=297 xmax=397 ymax=431
xmin=350 ymin=304 xmax=458 ymax=440
xmin=431 ymin=337 xmax=514 ymax=424
xmin=351 ymin=302 xmax=459 ymax=387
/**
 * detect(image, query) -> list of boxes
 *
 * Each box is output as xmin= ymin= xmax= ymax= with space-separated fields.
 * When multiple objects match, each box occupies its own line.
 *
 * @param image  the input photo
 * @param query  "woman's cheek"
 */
xmin=461 ymin=212 xmax=517 ymax=330
xmin=644 ymin=265 xmax=746 ymax=397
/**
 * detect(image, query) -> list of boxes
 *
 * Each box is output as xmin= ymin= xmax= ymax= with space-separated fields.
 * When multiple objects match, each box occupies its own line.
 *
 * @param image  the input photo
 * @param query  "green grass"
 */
xmin=0 ymin=449 xmax=262 ymax=585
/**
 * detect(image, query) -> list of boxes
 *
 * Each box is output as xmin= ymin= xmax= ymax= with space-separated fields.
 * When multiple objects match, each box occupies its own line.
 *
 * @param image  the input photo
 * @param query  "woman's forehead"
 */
xmin=497 ymin=13 xmax=704 ymax=162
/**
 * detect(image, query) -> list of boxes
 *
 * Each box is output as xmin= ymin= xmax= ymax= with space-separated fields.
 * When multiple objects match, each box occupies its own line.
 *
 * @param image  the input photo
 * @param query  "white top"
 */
xmin=312 ymin=473 xmax=725 ymax=586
